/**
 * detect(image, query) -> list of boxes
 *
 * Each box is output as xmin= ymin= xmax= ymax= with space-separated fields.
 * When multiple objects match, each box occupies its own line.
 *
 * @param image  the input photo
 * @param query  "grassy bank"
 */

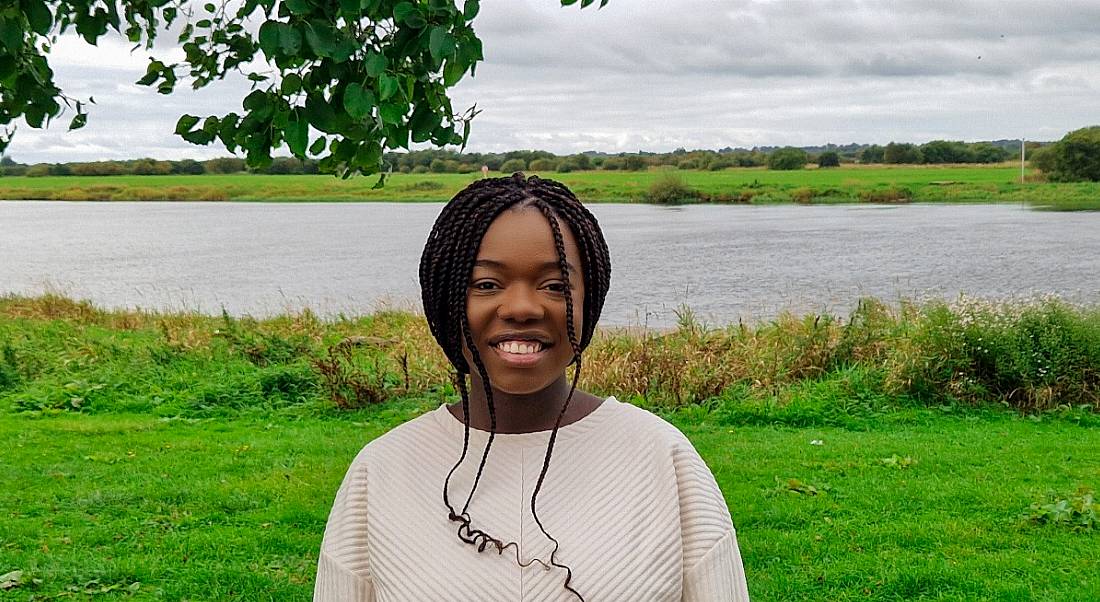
xmin=3 ymin=293 xmax=1098 ymax=417
xmin=1 ymin=165 xmax=1097 ymax=209
xmin=2 ymin=294 xmax=1099 ymax=600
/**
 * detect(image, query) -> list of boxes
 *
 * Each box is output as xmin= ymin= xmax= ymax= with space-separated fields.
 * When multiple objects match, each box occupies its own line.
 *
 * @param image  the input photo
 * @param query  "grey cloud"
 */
xmin=8 ymin=0 xmax=1100 ymax=162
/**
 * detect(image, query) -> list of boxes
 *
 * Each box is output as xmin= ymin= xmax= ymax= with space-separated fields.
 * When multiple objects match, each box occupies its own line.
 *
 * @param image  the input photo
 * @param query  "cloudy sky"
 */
xmin=9 ymin=0 xmax=1100 ymax=163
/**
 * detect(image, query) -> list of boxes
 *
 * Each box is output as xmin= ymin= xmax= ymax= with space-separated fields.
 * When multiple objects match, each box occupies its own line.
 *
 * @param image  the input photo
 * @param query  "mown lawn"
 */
xmin=3 ymin=404 xmax=1098 ymax=601
xmin=1 ymin=165 xmax=1096 ymax=208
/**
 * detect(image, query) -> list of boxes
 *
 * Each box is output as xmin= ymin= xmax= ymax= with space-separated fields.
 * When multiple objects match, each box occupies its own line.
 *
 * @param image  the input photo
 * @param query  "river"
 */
xmin=2 ymin=201 xmax=1097 ymax=327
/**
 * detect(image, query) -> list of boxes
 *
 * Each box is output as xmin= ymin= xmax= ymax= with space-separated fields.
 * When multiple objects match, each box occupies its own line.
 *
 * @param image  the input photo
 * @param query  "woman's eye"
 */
xmin=471 ymin=281 xmax=498 ymax=291
xmin=545 ymin=282 xmax=568 ymax=293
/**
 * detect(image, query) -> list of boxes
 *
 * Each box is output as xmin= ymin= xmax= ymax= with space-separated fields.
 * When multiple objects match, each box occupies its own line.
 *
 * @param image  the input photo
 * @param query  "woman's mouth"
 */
xmin=491 ymin=340 xmax=550 ymax=367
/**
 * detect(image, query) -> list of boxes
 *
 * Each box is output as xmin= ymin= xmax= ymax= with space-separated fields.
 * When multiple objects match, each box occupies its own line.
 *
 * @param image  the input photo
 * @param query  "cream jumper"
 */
xmin=314 ymin=396 xmax=750 ymax=601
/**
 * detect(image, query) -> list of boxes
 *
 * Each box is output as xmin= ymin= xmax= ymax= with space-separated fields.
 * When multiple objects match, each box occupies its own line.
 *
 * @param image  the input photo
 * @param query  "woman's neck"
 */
xmin=448 ymin=373 xmax=604 ymax=433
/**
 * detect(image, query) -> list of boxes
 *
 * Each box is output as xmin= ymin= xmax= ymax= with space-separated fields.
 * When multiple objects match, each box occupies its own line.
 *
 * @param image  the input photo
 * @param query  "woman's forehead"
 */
xmin=475 ymin=208 xmax=582 ymax=272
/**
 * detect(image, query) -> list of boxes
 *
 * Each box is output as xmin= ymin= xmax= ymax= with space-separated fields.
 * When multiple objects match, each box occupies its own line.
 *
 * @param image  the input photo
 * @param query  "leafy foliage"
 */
xmin=767 ymin=147 xmax=807 ymax=170
xmin=1039 ymin=126 xmax=1100 ymax=182
xmin=817 ymin=150 xmax=840 ymax=168
xmin=0 ymin=0 xmax=608 ymax=179
xmin=1025 ymin=488 xmax=1097 ymax=531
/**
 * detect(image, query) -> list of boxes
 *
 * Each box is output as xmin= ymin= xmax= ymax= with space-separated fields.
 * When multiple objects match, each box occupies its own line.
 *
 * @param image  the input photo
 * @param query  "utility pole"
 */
xmin=1020 ymin=139 xmax=1026 ymax=183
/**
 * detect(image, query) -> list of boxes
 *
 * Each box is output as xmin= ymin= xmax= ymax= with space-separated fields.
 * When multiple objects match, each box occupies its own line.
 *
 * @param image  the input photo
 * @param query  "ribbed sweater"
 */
xmin=314 ymin=396 xmax=750 ymax=601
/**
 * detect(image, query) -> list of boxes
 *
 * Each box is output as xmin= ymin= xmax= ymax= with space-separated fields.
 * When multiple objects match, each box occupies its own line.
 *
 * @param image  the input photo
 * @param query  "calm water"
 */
xmin=2 ymin=201 xmax=1098 ymax=327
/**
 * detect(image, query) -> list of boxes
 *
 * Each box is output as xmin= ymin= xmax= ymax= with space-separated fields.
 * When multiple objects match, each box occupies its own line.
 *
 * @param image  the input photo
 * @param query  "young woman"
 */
xmin=314 ymin=174 xmax=750 ymax=601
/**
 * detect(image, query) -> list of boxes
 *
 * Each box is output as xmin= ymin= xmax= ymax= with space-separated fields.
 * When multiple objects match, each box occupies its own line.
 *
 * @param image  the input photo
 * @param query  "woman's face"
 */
xmin=463 ymin=206 xmax=585 ymax=395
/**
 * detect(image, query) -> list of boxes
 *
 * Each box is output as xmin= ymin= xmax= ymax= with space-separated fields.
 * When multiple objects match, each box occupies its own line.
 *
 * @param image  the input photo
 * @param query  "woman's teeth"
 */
xmin=497 ymin=341 xmax=543 ymax=354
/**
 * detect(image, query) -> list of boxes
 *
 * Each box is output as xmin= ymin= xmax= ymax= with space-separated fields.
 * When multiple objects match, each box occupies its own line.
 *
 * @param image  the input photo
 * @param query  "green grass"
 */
xmin=1 ymin=165 xmax=1098 ymax=208
xmin=2 ymin=294 xmax=1099 ymax=599
xmin=3 ymin=403 xmax=1098 ymax=600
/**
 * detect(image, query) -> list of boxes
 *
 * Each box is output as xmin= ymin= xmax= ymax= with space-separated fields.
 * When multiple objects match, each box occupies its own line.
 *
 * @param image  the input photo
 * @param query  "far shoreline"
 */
xmin=0 ymin=165 xmax=1095 ymax=210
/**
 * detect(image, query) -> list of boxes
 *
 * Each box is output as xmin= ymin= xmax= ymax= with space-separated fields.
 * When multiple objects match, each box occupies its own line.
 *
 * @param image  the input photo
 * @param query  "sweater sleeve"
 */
xmin=671 ymin=434 xmax=751 ymax=601
xmin=682 ymin=529 xmax=750 ymax=601
xmin=314 ymin=451 xmax=374 ymax=602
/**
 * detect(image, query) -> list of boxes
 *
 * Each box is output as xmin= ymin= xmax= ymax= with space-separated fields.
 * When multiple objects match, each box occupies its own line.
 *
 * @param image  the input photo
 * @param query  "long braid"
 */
xmin=419 ymin=173 xmax=612 ymax=600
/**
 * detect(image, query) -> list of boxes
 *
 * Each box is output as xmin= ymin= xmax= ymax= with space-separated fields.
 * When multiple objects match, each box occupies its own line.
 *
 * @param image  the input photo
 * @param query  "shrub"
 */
xmin=25 ymin=164 xmax=51 ymax=177
xmin=883 ymin=142 xmax=922 ymax=164
xmin=1043 ymin=126 xmax=1100 ymax=182
xmin=790 ymin=187 xmax=816 ymax=203
xmin=528 ymin=158 xmax=558 ymax=171
xmin=858 ymin=186 xmax=912 ymax=203
xmin=622 ymin=155 xmax=647 ymax=171
xmin=817 ymin=151 xmax=840 ymax=168
xmin=860 ymin=145 xmax=885 ymax=164
xmin=644 ymin=174 xmax=701 ymax=205
xmin=1028 ymin=145 xmax=1057 ymax=174
xmin=204 ymin=157 xmax=246 ymax=174
xmin=767 ymin=147 xmax=807 ymax=170
xmin=499 ymin=158 xmax=526 ymax=173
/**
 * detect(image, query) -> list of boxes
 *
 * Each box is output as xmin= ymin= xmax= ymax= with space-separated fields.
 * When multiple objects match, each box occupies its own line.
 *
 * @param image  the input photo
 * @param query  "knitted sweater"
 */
xmin=314 ymin=396 xmax=750 ymax=601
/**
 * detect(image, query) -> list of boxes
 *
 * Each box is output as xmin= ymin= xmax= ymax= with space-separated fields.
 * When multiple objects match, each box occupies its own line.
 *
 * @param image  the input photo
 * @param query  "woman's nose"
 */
xmin=497 ymin=285 xmax=545 ymax=321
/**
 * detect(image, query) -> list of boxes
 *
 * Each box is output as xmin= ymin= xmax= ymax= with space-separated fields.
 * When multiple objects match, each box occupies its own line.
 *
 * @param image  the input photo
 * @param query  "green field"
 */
xmin=1 ymin=294 xmax=1098 ymax=600
xmin=1 ymin=165 xmax=1097 ymax=209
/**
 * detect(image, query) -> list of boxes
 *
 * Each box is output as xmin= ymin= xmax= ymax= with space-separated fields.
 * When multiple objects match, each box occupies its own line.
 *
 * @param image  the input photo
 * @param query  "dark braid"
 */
xmin=419 ymin=173 xmax=612 ymax=600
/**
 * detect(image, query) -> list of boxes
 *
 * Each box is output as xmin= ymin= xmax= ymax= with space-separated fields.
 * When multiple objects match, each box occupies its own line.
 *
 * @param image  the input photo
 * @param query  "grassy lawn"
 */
xmin=3 ymin=405 xmax=1098 ymax=600
xmin=2 ymin=294 xmax=1098 ymax=599
xmin=1 ymin=165 xmax=1096 ymax=208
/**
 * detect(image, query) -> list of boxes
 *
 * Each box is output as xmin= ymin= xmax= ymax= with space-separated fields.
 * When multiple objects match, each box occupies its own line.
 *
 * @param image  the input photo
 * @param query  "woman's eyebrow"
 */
xmin=474 ymin=258 xmax=579 ymax=273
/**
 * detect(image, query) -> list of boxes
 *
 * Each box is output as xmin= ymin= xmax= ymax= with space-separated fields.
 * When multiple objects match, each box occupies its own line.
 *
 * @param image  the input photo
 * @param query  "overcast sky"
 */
xmin=9 ymin=0 xmax=1100 ymax=163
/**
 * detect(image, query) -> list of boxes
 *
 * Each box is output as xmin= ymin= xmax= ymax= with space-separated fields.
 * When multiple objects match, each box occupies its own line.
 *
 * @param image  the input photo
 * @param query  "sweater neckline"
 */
xmin=432 ymin=395 xmax=621 ymax=448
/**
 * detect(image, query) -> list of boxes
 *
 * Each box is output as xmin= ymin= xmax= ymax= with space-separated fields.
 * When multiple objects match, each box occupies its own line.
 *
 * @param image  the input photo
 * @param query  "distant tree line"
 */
xmin=0 ymin=139 xmax=1028 ymax=177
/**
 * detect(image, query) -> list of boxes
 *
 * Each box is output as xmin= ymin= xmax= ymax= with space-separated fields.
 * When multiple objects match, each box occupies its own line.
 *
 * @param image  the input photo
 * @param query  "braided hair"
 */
xmin=418 ymin=173 xmax=611 ymax=600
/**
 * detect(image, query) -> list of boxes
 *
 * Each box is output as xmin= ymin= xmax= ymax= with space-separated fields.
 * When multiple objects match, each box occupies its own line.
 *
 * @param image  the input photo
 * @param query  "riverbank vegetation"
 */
xmin=4 ymin=293 xmax=1098 ymax=417
xmin=2 ymin=294 xmax=1097 ymax=599
xmin=2 ymin=165 xmax=1098 ymax=209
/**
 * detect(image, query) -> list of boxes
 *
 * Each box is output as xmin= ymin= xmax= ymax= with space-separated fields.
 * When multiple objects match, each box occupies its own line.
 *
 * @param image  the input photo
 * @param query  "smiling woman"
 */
xmin=313 ymin=174 xmax=750 ymax=601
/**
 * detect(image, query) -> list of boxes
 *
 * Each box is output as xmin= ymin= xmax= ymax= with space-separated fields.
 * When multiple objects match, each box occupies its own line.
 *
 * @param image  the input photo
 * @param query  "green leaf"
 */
xmin=309 ymin=136 xmax=327 ymax=155
xmin=338 ymin=0 xmax=360 ymax=17
xmin=379 ymin=102 xmax=405 ymax=125
xmin=378 ymin=74 xmax=399 ymax=101
xmin=174 ymin=114 xmax=200 ymax=135
xmin=304 ymin=94 xmax=339 ymax=133
xmin=393 ymin=2 xmax=416 ymax=22
xmin=342 ymin=84 xmax=376 ymax=121
xmin=242 ymin=90 xmax=272 ymax=115
xmin=409 ymin=106 xmax=439 ymax=143
xmin=68 ymin=113 xmax=87 ymax=130
xmin=280 ymin=73 xmax=302 ymax=95
xmin=353 ymin=140 xmax=383 ymax=168
xmin=305 ymin=22 xmax=336 ymax=57
xmin=285 ymin=116 xmax=308 ymax=155
xmin=428 ymin=27 xmax=455 ymax=60
xmin=442 ymin=59 xmax=465 ymax=86
xmin=204 ymin=3 xmax=216 ymax=12
xmin=463 ymin=0 xmax=480 ymax=20
xmin=277 ymin=23 xmax=302 ymax=54
xmin=25 ymin=0 xmax=53 ymax=35
xmin=285 ymin=0 xmax=311 ymax=15
xmin=257 ymin=20 xmax=280 ymax=58
xmin=0 ymin=18 xmax=24 ymax=51
xmin=364 ymin=52 xmax=386 ymax=77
